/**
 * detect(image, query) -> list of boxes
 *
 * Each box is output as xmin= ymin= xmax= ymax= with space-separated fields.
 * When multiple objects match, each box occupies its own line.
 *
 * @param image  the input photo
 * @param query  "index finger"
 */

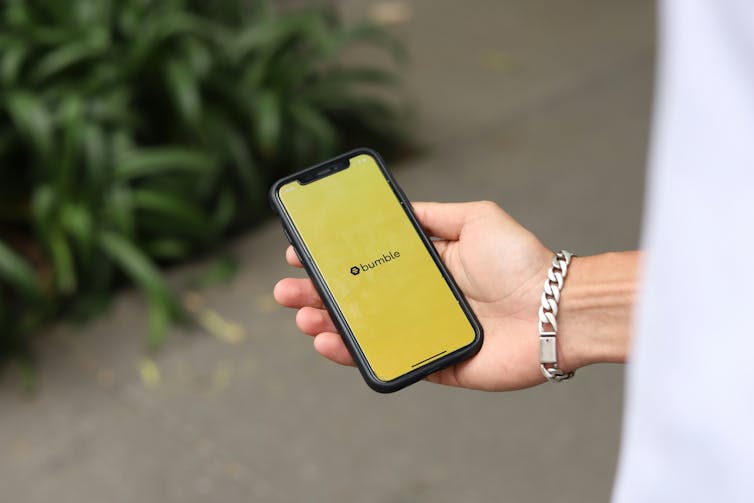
xmin=286 ymin=245 xmax=304 ymax=268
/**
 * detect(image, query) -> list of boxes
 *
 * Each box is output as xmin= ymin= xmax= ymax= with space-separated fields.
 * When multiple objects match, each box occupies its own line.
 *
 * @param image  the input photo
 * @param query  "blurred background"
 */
xmin=0 ymin=0 xmax=654 ymax=502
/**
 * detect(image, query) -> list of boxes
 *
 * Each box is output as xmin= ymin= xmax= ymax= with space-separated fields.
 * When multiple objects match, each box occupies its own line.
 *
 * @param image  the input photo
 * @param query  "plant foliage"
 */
xmin=0 ymin=0 xmax=405 ymax=363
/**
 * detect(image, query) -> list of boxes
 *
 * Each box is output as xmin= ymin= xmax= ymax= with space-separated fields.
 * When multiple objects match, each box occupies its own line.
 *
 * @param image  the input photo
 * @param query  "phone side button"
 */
xmin=396 ymin=186 xmax=412 ymax=210
xmin=282 ymin=228 xmax=305 ymax=263
xmin=282 ymin=227 xmax=292 ymax=243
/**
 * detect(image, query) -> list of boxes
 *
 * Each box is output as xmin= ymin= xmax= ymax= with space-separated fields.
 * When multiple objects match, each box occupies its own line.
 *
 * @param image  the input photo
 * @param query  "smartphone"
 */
xmin=270 ymin=148 xmax=483 ymax=393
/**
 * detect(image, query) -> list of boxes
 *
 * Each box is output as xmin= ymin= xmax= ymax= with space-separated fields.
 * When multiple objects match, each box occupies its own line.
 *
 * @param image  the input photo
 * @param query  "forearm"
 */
xmin=558 ymin=251 xmax=640 ymax=372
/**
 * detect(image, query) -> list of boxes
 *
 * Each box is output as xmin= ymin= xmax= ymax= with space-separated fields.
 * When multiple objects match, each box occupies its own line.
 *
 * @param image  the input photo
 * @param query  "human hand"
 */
xmin=274 ymin=201 xmax=575 ymax=391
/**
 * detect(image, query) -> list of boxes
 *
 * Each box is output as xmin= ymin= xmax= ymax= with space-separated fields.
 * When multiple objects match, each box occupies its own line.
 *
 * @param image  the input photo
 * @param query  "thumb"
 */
xmin=411 ymin=201 xmax=479 ymax=240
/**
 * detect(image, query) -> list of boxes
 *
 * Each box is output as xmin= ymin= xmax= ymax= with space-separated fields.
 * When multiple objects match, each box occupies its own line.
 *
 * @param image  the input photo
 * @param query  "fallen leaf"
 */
xmin=369 ymin=1 xmax=413 ymax=25
xmin=139 ymin=358 xmax=161 ymax=389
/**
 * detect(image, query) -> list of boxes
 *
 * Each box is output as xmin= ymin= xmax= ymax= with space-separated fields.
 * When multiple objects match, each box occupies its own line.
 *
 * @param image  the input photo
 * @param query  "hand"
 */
xmin=274 ymin=201 xmax=568 ymax=391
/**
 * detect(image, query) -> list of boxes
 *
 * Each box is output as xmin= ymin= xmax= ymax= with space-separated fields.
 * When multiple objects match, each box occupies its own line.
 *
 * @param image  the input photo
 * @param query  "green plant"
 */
xmin=0 ymin=0 xmax=406 ymax=365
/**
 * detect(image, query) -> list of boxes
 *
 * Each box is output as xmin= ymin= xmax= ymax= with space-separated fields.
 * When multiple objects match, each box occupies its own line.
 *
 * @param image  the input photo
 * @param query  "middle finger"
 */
xmin=273 ymin=277 xmax=324 ymax=309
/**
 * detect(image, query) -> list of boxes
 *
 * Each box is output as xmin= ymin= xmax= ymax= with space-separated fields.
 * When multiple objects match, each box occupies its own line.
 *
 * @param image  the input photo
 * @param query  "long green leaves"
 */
xmin=0 ymin=242 xmax=40 ymax=298
xmin=0 ymin=0 xmax=405 ymax=361
xmin=98 ymin=231 xmax=177 ymax=346
xmin=116 ymin=148 xmax=218 ymax=181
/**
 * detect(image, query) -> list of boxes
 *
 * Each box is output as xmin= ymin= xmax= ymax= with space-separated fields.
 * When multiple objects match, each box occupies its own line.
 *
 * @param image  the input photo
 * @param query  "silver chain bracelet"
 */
xmin=538 ymin=250 xmax=576 ymax=382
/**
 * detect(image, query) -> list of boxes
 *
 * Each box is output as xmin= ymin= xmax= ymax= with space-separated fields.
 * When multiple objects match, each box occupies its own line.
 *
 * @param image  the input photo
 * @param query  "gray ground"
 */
xmin=0 ymin=1 xmax=655 ymax=502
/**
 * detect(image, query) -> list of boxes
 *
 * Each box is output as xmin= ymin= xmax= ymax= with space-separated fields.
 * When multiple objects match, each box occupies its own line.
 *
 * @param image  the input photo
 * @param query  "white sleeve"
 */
xmin=613 ymin=1 xmax=754 ymax=502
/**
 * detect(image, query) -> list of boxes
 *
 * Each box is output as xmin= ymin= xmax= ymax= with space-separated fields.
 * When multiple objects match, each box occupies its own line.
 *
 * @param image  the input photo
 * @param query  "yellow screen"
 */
xmin=279 ymin=153 xmax=476 ymax=382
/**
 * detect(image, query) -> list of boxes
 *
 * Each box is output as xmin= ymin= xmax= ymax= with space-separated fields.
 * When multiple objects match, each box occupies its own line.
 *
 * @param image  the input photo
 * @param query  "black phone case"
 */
xmin=269 ymin=147 xmax=483 ymax=393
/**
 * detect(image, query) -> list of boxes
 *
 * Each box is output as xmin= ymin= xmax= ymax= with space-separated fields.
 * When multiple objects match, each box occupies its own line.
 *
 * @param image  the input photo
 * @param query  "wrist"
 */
xmin=556 ymin=251 xmax=639 ymax=373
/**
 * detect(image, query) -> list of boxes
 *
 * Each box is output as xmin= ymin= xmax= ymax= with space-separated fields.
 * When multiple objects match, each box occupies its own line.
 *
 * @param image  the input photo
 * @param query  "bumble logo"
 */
xmin=350 ymin=250 xmax=401 ymax=276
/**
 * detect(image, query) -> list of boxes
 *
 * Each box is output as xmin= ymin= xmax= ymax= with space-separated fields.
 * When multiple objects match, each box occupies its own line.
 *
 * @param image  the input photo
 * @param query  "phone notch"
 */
xmin=298 ymin=157 xmax=350 ymax=185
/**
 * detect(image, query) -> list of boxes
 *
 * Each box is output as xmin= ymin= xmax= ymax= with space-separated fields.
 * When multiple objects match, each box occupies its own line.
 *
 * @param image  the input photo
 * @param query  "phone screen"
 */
xmin=278 ymin=153 xmax=477 ymax=382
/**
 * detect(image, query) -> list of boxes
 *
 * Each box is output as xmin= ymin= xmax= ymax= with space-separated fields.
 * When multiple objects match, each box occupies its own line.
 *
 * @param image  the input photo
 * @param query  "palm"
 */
xmin=422 ymin=202 xmax=552 ymax=390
